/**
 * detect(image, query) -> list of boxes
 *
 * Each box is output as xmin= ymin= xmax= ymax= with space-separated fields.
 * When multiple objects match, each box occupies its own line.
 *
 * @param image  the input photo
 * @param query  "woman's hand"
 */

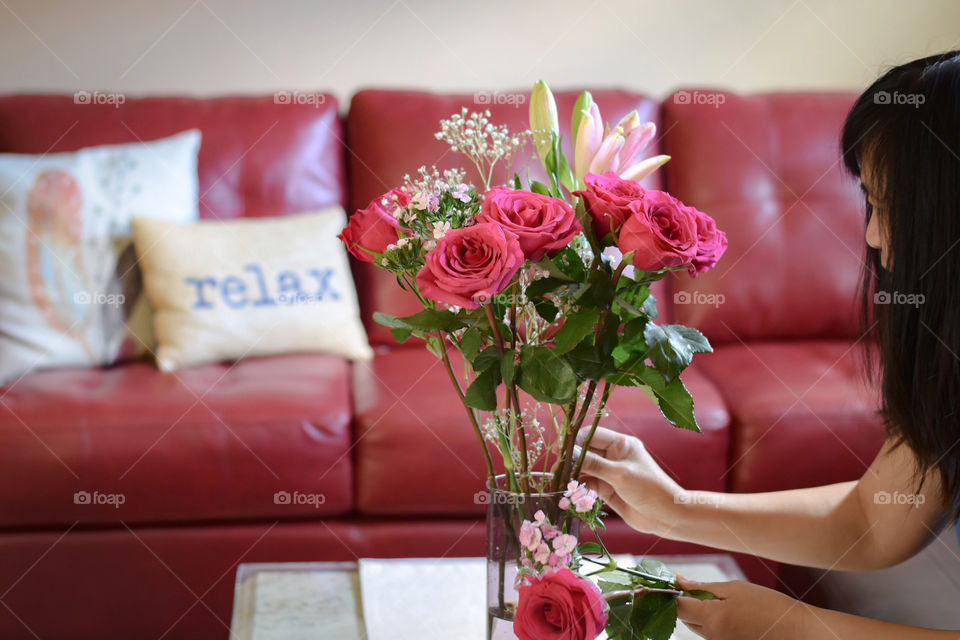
xmin=676 ymin=577 xmax=809 ymax=639
xmin=576 ymin=426 xmax=685 ymax=536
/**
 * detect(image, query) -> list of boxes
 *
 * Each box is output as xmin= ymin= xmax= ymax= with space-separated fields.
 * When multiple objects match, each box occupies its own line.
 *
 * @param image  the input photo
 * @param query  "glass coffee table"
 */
xmin=230 ymin=555 xmax=745 ymax=639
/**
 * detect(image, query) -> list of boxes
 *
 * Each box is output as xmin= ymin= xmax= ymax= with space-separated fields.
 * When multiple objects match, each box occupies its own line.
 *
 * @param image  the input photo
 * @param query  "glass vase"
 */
xmin=485 ymin=472 xmax=579 ymax=640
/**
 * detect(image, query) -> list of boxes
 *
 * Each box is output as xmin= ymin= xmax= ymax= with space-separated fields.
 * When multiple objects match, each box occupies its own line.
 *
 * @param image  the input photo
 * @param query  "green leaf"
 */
xmin=634 ymin=366 xmax=700 ymax=432
xmin=605 ymin=595 xmax=633 ymax=639
xmin=598 ymin=570 xmax=634 ymax=587
xmin=459 ymin=328 xmax=482 ymax=361
xmin=684 ymin=589 xmax=719 ymax=601
xmin=550 ymin=245 xmax=588 ymax=283
xmin=535 ymin=256 xmax=578 ymax=283
xmin=576 ymin=541 xmax=604 ymax=556
xmin=574 ymin=197 xmax=600 ymax=251
xmin=373 ymin=309 xmax=466 ymax=333
xmin=639 ymin=558 xmax=677 ymax=583
xmin=642 ymin=291 xmax=658 ymax=319
xmin=500 ymin=349 xmax=516 ymax=387
xmin=517 ymin=347 xmax=578 ymax=403
xmin=533 ymin=297 xmax=559 ymax=322
xmin=530 ymin=180 xmax=552 ymax=196
xmin=425 ymin=335 xmax=444 ymax=359
xmin=643 ymin=323 xmax=712 ymax=381
xmin=553 ymin=308 xmax=599 ymax=354
xmin=472 ymin=346 xmax=500 ymax=373
xmin=632 ymin=593 xmax=677 ymax=640
xmin=556 ymin=146 xmax=576 ymax=193
xmin=464 ymin=366 xmax=500 ymax=411
xmin=525 ymin=276 xmax=570 ymax=299
xmin=566 ymin=340 xmax=616 ymax=381
xmin=390 ymin=327 xmax=412 ymax=343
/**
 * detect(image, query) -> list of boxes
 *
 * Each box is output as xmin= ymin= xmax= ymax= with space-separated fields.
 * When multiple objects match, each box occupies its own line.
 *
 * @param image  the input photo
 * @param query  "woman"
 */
xmin=579 ymin=50 xmax=960 ymax=638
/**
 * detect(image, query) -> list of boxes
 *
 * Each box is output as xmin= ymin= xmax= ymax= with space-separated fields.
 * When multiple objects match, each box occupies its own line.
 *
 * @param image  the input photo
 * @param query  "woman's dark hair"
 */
xmin=842 ymin=50 xmax=960 ymax=516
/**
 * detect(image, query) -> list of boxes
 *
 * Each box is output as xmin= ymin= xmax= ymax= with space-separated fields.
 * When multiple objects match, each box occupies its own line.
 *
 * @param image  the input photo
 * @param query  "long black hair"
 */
xmin=842 ymin=51 xmax=960 ymax=516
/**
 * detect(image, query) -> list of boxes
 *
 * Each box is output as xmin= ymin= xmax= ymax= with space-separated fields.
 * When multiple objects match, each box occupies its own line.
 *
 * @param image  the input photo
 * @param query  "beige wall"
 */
xmin=0 ymin=0 xmax=957 ymax=102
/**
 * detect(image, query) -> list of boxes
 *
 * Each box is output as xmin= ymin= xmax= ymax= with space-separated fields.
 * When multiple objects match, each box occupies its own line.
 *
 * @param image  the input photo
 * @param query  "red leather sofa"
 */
xmin=0 ymin=89 xmax=885 ymax=639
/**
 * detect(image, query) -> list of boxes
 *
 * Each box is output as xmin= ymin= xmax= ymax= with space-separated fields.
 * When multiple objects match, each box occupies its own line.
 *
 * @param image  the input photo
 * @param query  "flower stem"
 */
xmin=572 ymin=380 xmax=612 ymax=480
xmin=485 ymin=302 xmax=529 ymax=495
xmin=438 ymin=331 xmax=496 ymax=484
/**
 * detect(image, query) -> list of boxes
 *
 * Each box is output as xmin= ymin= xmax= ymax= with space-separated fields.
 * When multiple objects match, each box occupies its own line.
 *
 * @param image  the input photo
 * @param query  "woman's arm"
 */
xmin=674 ymin=577 xmax=960 ymax=639
xmin=578 ymin=429 xmax=950 ymax=570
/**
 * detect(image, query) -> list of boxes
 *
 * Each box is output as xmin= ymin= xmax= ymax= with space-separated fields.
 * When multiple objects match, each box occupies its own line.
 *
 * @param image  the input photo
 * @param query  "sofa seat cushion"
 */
xmin=0 ymin=354 xmax=353 ymax=527
xmin=695 ymin=340 xmax=885 ymax=492
xmin=353 ymin=347 xmax=730 ymax=516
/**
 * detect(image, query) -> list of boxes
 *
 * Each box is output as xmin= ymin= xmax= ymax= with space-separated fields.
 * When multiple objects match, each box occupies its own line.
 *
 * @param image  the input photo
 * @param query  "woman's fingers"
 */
xmin=678 ymin=576 xmax=730 ymax=599
xmin=676 ymin=594 xmax=708 ymax=627
xmin=575 ymin=426 xmax=621 ymax=452
xmin=582 ymin=477 xmax=630 ymax=514
xmin=577 ymin=449 xmax=622 ymax=483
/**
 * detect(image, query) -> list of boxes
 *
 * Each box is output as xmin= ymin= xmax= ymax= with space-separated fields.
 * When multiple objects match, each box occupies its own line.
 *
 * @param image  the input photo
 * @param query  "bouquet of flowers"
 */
xmin=339 ymin=81 xmax=726 ymax=640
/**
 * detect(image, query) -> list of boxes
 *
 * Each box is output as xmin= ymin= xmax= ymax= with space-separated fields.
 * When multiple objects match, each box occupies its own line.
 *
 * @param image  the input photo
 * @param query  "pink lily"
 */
xmin=573 ymin=98 xmax=670 ymax=188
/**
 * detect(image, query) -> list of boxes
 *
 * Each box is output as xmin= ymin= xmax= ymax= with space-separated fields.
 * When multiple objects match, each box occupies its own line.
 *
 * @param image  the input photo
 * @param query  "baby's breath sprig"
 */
xmin=435 ymin=108 xmax=530 ymax=190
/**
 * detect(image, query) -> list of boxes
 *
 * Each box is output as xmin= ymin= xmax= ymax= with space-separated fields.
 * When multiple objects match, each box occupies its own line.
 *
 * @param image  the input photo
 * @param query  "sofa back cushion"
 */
xmin=0 ymin=94 xmax=344 ymax=219
xmin=662 ymin=91 xmax=864 ymax=345
xmin=346 ymin=89 xmax=664 ymax=344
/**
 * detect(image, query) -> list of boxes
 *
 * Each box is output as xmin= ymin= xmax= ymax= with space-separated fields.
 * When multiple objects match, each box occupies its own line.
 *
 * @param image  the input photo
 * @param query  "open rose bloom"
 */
xmin=338 ymin=84 xmax=725 ymax=640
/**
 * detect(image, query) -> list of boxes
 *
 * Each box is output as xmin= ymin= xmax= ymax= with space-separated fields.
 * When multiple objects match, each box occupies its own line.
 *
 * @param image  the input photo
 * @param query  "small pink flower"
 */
xmin=533 ymin=542 xmax=551 ymax=565
xmin=533 ymin=510 xmax=547 ymax=526
xmin=519 ymin=521 xmax=542 ymax=551
xmin=563 ymin=481 xmax=598 ymax=513
xmin=411 ymin=190 xmax=440 ymax=212
xmin=553 ymin=533 xmax=577 ymax=556
xmin=558 ymin=497 xmax=570 ymax=510
xmin=451 ymin=183 xmax=471 ymax=203
xmin=541 ymin=523 xmax=559 ymax=540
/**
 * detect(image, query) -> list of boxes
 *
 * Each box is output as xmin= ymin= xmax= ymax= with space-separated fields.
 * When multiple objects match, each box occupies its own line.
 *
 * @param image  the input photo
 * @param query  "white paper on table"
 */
xmin=245 ymin=570 xmax=364 ymax=640
xmin=359 ymin=557 xmax=487 ymax=640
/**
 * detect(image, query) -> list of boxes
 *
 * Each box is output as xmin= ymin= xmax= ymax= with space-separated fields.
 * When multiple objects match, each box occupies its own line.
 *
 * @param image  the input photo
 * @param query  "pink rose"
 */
xmin=477 ymin=187 xmax=581 ymax=261
xmin=573 ymin=172 xmax=646 ymax=241
xmin=338 ymin=188 xmax=410 ymax=262
xmin=688 ymin=208 xmax=728 ymax=276
xmin=618 ymin=190 xmax=698 ymax=271
xmin=416 ymin=223 xmax=524 ymax=309
xmin=515 ymin=569 xmax=608 ymax=640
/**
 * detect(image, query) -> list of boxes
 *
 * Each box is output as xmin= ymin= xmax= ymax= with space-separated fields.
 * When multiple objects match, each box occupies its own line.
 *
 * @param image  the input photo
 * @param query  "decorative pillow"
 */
xmin=132 ymin=209 xmax=373 ymax=371
xmin=0 ymin=129 xmax=201 ymax=385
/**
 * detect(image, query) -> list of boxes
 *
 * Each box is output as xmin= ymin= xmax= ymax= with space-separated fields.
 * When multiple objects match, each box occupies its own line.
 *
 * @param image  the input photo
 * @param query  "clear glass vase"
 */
xmin=485 ymin=473 xmax=579 ymax=640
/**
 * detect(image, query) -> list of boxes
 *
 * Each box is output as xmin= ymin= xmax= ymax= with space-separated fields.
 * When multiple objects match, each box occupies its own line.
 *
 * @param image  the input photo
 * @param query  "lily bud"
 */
xmin=529 ymin=80 xmax=560 ymax=163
